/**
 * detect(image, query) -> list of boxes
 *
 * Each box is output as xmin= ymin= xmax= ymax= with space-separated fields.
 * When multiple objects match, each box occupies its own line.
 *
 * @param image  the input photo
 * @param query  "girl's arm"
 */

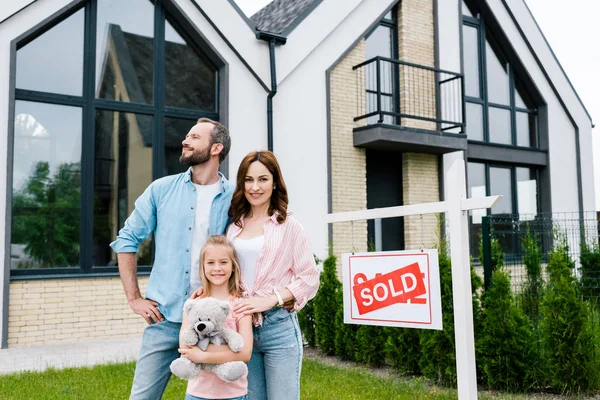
xmin=179 ymin=314 xmax=253 ymax=364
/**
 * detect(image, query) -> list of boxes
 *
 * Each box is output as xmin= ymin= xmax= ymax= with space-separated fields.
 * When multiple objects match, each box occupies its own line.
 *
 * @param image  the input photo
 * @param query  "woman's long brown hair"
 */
xmin=229 ymin=150 xmax=288 ymax=227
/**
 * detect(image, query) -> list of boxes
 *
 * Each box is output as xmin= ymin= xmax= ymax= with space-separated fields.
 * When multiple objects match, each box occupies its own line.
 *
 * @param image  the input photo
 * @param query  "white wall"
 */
xmin=487 ymin=0 xmax=595 ymax=213
xmin=272 ymin=0 xmax=396 ymax=259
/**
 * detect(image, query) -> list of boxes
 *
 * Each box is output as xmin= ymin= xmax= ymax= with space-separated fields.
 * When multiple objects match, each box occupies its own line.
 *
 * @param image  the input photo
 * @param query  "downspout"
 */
xmin=256 ymin=31 xmax=287 ymax=152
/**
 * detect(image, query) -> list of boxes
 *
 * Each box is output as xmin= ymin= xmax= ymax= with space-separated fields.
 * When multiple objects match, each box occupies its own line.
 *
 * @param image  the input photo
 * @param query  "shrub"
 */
xmin=314 ymin=250 xmax=341 ymax=355
xmin=520 ymin=229 xmax=543 ymax=322
xmin=419 ymin=243 xmax=457 ymax=386
xmin=297 ymin=255 xmax=322 ymax=347
xmin=334 ymin=289 xmax=359 ymax=361
xmin=540 ymin=237 xmax=597 ymax=393
xmin=479 ymin=268 xmax=535 ymax=391
xmin=354 ymin=325 xmax=387 ymax=367
xmin=384 ymin=327 xmax=421 ymax=375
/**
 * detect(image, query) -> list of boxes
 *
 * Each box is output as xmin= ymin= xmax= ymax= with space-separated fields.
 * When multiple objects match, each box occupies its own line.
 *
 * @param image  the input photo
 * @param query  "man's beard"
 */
xmin=179 ymin=144 xmax=211 ymax=166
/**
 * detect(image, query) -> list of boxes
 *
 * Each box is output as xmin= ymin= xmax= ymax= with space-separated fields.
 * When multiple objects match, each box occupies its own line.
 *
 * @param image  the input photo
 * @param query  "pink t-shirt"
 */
xmin=186 ymin=297 xmax=248 ymax=399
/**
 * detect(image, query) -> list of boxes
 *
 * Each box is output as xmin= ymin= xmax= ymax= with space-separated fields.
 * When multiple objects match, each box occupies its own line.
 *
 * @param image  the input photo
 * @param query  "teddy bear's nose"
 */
xmin=198 ymin=323 xmax=206 ymax=331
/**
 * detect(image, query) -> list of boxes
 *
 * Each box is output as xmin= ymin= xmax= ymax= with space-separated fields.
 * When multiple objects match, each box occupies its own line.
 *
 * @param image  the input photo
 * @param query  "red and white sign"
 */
xmin=342 ymin=249 xmax=442 ymax=330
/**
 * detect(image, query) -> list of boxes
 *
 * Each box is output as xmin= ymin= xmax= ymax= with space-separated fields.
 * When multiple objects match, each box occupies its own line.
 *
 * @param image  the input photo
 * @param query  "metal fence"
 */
xmin=353 ymin=56 xmax=464 ymax=132
xmin=481 ymin=213 xmax=600 ymax=294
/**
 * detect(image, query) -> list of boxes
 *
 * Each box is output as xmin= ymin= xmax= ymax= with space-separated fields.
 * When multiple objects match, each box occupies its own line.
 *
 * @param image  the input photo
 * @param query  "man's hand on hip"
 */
xmin=129 ymin=298 xmax=164 ymax=324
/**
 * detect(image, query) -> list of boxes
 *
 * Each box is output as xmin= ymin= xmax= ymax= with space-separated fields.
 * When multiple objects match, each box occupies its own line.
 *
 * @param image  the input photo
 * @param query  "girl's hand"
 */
xmin=234 ymin=296 xmax=278 ymax=315
xmin=179 ymin=347 xmax=208 ymax=363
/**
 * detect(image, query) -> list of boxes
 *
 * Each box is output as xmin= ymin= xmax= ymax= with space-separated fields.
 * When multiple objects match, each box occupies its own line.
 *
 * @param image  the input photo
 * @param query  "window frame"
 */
xmin=462 ymin=6 xmax=539 ymax=148
xmin=8 ymin=0 xmax=223 ymax=278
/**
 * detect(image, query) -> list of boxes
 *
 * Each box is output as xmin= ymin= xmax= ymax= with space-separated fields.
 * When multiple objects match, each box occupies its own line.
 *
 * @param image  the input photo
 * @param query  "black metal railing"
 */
xmin=480 ymin=212 xmax=600 ymax=292
xmin=353 ymin=56 xmax=465 ymax=132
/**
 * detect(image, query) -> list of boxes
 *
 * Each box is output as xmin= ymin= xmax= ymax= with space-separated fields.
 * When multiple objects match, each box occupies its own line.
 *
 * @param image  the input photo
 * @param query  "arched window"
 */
xmin=10 ymin=0 xmax=221 ymax=276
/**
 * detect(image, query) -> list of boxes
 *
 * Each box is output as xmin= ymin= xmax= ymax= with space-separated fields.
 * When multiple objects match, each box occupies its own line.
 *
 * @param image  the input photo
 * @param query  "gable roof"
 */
xmin=250 ymin=0 xmax=321 ymax=35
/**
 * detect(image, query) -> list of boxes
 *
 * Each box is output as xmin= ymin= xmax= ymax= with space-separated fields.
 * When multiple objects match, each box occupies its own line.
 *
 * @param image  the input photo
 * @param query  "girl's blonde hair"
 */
xmin=199 ymin=235 xmax=243 ymax=298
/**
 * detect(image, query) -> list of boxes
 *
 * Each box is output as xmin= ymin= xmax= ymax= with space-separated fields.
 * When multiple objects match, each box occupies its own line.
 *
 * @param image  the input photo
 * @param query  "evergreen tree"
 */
xmin=314 ymin=250 xmax=341 ymax=355
xmin=334 ymin=289 xmax=359 ymax=361
xmin=384 ymin=327 xmax=421 ymax=375
xmin=354 ymin=325 xmax=387 ymax=367
xmin=479 ymin=268 xmax=535 ymax=391
xmin=540 ymin=237 xmax=597 ymax=393
xmin=520 ymin=229 xmax=543 ymax=322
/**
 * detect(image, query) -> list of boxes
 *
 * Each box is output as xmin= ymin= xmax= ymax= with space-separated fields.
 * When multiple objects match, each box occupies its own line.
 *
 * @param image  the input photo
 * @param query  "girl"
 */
xmin=179 ymin=235 xmax=253 ymax=400
xmin=228 ymin=150 xmax=320 ymax=400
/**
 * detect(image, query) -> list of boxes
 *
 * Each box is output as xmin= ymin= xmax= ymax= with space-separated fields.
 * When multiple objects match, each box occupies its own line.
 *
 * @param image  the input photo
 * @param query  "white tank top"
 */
xmin=233 ymin=235 xmax=264 ymax=292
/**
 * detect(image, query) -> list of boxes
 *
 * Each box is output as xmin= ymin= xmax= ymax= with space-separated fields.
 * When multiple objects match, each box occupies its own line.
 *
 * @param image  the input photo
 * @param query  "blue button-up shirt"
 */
xmin=110 ymin=169 xmax=234 ymax=323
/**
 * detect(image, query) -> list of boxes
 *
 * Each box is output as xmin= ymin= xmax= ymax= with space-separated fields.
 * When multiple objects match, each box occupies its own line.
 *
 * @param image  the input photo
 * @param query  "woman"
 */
xmin=228 ymin=150 xmax=319 ymax=400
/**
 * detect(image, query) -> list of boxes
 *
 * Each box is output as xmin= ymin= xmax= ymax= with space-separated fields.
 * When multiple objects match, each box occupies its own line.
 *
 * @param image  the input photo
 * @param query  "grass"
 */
xmin=0 ymin=358 xmax=577 ymax=400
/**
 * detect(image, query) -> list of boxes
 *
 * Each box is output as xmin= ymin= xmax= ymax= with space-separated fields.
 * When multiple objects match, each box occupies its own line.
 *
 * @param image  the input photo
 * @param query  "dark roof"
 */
xmin=250 ymin=0 xmax=320 ymax=35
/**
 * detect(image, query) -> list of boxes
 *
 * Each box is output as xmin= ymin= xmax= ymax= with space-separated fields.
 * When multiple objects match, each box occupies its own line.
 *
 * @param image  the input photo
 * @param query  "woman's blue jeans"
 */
xmin=247 ymin=307 xmax=303 ymax=400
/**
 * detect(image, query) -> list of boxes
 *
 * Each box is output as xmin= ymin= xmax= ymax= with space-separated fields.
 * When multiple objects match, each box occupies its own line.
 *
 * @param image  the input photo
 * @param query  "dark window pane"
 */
xmin=11 ymin=101 xmax=82 ymax=269
xmin=93 ymin=110 xmax=153 ymax=267
xmin=466 ymin=102 xmax=483 ymax=141
xmin=462 ymin=25 xmax=480 ymax=98
xmin=485 ymin=37 xmax=510 ymax=105
xmin=489 ymin=167 xmax=512 ymax=214
xmin=516 ymin=111 xmax=537 ymax=147
xmin=16 ymin=9 xmax=84 ymax=96
xmin=516 ymin=167 xmax=537 ymax=219
xmin=366 ymin=25 xmax=392 ymax=59
xmin=488 ymin=107 xmax=511 ymax=145
xmin=164 ymin=117 xmax=197 ymax=176
xmin=164 ymin=19 xmax=217 ymax=111
xmin=96 ymin=0 xmax=155 ymax=104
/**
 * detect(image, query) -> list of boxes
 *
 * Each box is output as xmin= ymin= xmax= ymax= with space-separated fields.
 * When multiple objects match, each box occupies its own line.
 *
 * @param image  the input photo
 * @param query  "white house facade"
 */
xmin=0 ymin=0 xmax=594 ymax=349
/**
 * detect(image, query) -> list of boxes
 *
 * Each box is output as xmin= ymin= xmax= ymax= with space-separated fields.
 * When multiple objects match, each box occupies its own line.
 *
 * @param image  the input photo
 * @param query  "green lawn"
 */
xmin=0 ymin=358 xmax=562 ymax=400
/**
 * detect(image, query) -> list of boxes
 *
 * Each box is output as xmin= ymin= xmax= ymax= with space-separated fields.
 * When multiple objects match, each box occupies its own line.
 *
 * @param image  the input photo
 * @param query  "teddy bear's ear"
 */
xmin=183 ymin=299 xmax=195 ymax=315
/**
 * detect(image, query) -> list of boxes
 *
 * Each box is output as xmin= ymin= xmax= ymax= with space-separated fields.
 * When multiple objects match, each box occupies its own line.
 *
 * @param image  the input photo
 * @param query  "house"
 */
xmin=0 ymin=0 xmax=594 ymax=350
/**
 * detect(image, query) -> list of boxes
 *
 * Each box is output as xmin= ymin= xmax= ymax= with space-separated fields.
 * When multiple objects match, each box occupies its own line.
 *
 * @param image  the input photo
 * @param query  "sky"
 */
xmin=235 ymin=0 xmax=600 ymax=209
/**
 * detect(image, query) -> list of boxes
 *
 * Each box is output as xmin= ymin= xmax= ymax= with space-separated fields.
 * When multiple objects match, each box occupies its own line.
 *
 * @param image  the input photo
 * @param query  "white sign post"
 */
xmin=324 ymin=159 xmax=499 ymax=400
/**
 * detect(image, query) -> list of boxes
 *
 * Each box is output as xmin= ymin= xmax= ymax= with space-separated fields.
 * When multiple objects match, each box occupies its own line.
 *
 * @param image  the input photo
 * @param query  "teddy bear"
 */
xmin=170 ymin=297 xmax=248 ymax=383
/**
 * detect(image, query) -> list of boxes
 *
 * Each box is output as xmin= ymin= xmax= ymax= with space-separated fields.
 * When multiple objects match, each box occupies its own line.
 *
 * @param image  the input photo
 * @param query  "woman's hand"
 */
xmin=190 ymin=287 xmax=204 ymax=299
xmin=179 ymin=347 xmax=208 ymax=363
xmin=234 ymin=296 xmax=279 ymax=315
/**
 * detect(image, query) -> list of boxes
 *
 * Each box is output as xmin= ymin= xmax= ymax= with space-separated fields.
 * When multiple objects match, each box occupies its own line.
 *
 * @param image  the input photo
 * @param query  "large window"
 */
xmin=468 ymin=161 xmax=539 ymax=259
xmin=10 ymin=0 xmax=220 ymax=276
xmin=365 ymin=10 xmax=397 ymax=125
xmin=462 ymin=0 xmax=538 ymax=147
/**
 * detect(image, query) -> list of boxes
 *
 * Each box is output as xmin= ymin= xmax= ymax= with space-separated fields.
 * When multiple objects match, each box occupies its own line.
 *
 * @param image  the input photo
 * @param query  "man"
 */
xmin=110 ymin=118 xmax=234 ymax=399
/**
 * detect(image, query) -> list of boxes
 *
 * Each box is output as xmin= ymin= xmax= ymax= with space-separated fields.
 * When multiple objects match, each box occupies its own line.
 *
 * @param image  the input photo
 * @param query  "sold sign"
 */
xmin=352 ymin=262 xmax=427 ymax=315
xmin=342 ymin=250 xmax=442 ymax=330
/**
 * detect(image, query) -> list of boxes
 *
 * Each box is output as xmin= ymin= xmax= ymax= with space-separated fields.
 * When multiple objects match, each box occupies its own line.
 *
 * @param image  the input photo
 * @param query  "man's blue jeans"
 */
xmin=247 ymin=307 xmax=303 ymax=400
xmin=130 ymin=319 xmax=181 ymax=400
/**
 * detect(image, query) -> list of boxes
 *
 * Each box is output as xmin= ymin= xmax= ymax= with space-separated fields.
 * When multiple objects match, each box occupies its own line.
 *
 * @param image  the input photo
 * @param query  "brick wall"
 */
xmin=330 ymin=40 xmax=368 ymax=275
xmin=7 ymin=277 xmax=148 ymax=348
xmin=397 ymin=0 xmax=436 ymax=131
xmin=402 ymin=153 xmax=441 ymax=249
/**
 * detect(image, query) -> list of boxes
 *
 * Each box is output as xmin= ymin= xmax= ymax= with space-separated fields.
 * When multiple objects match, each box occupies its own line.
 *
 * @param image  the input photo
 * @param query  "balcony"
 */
xmin=352 ymin=57 xmax=467 ymax=154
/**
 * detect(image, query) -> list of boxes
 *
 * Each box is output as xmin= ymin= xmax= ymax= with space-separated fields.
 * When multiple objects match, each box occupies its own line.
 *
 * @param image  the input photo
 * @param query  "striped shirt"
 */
xmin=227 ymin=214 xmax=319 ymax=312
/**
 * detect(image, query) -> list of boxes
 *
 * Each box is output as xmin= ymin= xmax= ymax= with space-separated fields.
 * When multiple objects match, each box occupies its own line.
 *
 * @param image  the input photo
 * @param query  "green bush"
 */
xmin=354 ymin=325 xmax=387 ymax=367
xmin=297 ymin=255 xmax=322 ymax=347
xmin=419 ymin=244 xmax=457 ymax=386
xmin=520 ymin=229 xmax=543 ymax=322
xmin=314 ymin=250 xmax=341 ymax=355
xmin=334 ymin=289 xmax=359 ymax=361
xmin=540 ymin=237 xmax=598 ymax=394
xmin=479 ymin=268 xmax=536 ymax=391
xmin=384 ymin=327 xmax=421 ymax=375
